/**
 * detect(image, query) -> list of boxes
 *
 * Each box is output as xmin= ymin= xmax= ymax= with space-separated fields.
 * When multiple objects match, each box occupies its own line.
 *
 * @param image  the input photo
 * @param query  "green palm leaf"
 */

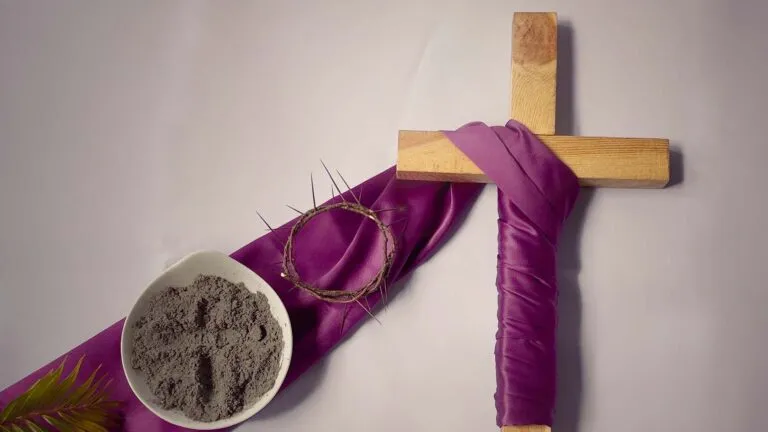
xmin=0 ymin=356 xmax=122 ymax=432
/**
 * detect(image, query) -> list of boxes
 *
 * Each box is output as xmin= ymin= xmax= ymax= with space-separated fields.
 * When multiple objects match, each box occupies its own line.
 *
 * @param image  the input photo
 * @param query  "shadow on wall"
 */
xmin=555 ymin=188 xmax=592 ymax=432
xmin=668 ymin=146 xmax=684 ymax=187
xmin=552 ymin=18 xmax=684 ymax=431
xmin=554 ymin=20 xmax=585 ymax=432
xmin=555 ymin=22 xmax=577 ymax=138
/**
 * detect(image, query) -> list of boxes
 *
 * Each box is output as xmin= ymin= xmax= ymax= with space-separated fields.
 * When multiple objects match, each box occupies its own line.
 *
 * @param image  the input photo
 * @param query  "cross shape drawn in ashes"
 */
xmin=395 ymin=12 xmax=670 ymax=432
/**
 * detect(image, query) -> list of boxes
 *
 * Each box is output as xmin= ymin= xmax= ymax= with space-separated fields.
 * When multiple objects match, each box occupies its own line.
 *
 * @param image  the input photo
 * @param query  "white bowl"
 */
xmin=120 ymin=250 xmax=293 ymax=430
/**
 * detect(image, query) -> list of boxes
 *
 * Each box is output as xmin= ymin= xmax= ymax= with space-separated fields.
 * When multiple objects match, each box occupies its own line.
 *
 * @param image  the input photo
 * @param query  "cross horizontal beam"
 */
xmin=397 ymin=130 xmax=670 ymax=188
xmin=395 ymin=11 xmax=670 ymax=189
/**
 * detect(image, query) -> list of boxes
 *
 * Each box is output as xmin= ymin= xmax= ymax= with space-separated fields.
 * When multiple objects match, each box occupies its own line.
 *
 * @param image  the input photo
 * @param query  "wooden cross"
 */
xmin=395 ymin=12 xmax=670 ymax=432
xmin=397 ymin=12 xmax=669 ymax=189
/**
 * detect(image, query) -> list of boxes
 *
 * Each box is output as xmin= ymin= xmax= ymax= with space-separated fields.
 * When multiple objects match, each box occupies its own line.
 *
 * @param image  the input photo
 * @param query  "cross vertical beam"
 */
xmin=501 ymin=12 xmax=559 ymax=432
xmin=511 ymin=12 xmax=557 ymax=135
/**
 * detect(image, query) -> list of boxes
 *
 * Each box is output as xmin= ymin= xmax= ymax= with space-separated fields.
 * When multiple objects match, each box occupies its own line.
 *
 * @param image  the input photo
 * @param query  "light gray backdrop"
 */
xmin=2 ymin=1 xmax=766 ymax=431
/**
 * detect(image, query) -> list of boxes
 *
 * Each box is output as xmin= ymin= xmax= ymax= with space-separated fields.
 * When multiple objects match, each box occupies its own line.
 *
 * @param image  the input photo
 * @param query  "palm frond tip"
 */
xmin=0 ymin=356 xmax=121 ymax=432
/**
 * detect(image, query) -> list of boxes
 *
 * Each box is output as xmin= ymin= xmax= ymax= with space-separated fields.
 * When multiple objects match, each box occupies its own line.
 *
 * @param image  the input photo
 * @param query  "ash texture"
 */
xmin=131 ymin=274 xmax=283 ymax=422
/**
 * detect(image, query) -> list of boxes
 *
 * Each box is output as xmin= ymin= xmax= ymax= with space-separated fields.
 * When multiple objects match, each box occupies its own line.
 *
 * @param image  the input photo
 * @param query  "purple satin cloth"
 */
xmin=1 ymin=120 xmax=577 ymax=430
xmin=0 ymin=167 xmax=482 ymax=431
xmin=446 ymin=120 xmax=579 ymax=427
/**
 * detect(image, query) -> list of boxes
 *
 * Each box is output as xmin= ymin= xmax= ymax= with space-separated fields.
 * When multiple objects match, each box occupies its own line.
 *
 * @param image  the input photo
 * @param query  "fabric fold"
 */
xmin=445 ymin=120 xmax=579 ymax=427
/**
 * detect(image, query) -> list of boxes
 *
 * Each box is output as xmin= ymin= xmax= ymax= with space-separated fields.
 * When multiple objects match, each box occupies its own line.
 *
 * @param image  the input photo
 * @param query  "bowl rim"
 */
xmin=120 ymin=249 xmax=293 ymax=429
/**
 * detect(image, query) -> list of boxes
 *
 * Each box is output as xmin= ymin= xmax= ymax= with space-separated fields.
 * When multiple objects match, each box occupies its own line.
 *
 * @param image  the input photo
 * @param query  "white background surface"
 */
xmin=1 ymin=1 xmax=767 ymax=431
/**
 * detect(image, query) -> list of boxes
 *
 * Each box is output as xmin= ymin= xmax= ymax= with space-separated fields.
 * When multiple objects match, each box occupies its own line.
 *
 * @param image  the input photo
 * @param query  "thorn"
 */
xmin=310 ymin=173 xmax=317 ymax=209
xmin=256 ymin=210 xmax=286 ymax=249
xmin=387 ymin=217 xmax=409 ymax=227
xmin=256 ymin=210 xmax=276 ymax=232
xmin=321 ymin=160 xmax=345 ymax=202
xmin=336 ymin=169 xmax=361 ymax=205
xmin=374 ymin=207 xmax=404 ymax=214
xmin=355 ymin=298 xmax=381 ymax=325
xmin=286 ymin=204 xmax=303 ymax=215
xmin=381 ymin=280 xmax=389 ymax=311
xmin=340 ymin=303 xmax=351 ymax=336
xmin=364 ymin=295 xmax=375 ymax=316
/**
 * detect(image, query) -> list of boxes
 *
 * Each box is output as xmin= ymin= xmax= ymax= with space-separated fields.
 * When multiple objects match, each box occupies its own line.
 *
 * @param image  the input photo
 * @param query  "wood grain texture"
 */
xmin=501 ymin=426 xmax=551 ymax=432
xmin=511 ymin=12 xmax=557 ymax=134
xmin=396 ymin=130 xmax=670 ymax=188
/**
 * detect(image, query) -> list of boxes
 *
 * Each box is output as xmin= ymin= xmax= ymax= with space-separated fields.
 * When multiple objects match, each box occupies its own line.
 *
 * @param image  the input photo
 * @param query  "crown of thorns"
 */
xmin=281 ymin=201 xmax=396 ymax=303
xmin=258 ymin=163 xmax=397 ymax=306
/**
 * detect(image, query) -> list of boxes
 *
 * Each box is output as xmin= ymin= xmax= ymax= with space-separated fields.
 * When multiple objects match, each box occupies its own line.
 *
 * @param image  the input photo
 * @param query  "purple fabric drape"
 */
xmin=446 ymin=120 xmax=579 ymax=427
xmin=0 ymin=167 xmax=482 ymax=431
xmin=1 ymin=120 xmax=577 ymax=430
